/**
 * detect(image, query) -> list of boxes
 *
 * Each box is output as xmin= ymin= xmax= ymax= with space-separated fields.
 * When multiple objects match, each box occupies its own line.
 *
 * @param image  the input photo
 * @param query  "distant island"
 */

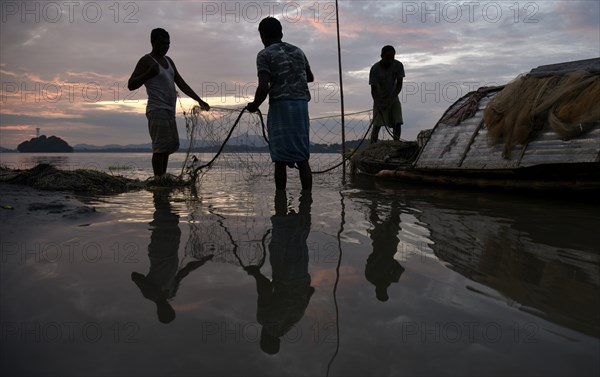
xmin=17 ymin=135 xmax=74 ymax=153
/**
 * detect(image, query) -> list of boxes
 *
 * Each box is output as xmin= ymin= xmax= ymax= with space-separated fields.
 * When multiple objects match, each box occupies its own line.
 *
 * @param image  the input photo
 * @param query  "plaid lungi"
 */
xmin=146 ymin=109 xmax=180 ymax=154
xmin=267 ymin=100 xmax=310 ymax=163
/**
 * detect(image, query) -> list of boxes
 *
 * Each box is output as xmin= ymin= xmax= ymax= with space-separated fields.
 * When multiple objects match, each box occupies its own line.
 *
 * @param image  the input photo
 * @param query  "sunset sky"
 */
xmin=1 ymin=0 xmax=598 ymax=149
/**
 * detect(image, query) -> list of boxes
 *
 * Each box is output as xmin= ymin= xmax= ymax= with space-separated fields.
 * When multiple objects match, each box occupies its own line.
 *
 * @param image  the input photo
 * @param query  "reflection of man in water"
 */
xmin=245 ymin=191 xmax=314 ymax=354
xmin=366 ymin=200 xmax=405 ymax=301
xmin=131 ymin=190 xmax=212 ymax=323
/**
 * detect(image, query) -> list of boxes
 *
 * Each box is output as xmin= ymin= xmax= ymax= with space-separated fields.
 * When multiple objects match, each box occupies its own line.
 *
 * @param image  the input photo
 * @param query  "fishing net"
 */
xmin=177 ymin=102 xmax=375 ymax=184
xmin=440 ymin=86 xmax=503 ymax=127
xmin=179 ymin=105 xmax=272 ymax=183
xmin=484 ymin=71 xmax=600 ymax=156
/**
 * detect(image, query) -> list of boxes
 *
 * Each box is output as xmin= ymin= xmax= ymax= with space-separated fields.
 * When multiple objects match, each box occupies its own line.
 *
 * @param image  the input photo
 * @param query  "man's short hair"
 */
xmin=259 ymin=17 xmax=283 ymax=39
xmin=381 ymin=45 xmax=396 ymax=56
xmin=151 ymin=28 xmax=169 ymax=43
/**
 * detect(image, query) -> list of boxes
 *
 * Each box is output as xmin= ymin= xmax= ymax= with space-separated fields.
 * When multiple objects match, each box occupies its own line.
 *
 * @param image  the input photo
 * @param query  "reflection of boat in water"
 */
xmin=418 ymin=193 xmax=600 ymax=338
xmin=352 ymin=58 xmax=600 ymax=191
xmin=352 ymin=176 xmax=600 ymax=338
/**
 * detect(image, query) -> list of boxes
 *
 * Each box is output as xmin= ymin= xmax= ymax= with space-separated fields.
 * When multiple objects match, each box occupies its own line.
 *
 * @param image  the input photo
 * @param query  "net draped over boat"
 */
xmin=484 ymin=71 xmax=600 ymax=154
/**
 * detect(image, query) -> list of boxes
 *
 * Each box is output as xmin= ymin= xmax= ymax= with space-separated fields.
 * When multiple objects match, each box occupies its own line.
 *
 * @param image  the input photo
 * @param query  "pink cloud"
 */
xmin=0 ymin=124 xmax=33 ymax=131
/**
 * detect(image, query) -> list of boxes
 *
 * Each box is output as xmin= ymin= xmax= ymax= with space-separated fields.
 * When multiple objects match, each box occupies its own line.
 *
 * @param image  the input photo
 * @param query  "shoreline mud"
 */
xmin=0 ymin=163 xmax=146 ymax=195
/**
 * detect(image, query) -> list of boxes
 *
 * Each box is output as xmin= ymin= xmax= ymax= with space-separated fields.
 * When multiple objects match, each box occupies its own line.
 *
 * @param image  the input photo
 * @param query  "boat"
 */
xmin=351 ymin=57 xmax=600 ymax=191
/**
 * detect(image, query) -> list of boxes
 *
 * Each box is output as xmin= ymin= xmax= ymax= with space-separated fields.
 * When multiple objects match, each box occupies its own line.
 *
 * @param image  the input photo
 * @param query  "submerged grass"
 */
xmin=107 ymin=163 xmax=135 ymax=172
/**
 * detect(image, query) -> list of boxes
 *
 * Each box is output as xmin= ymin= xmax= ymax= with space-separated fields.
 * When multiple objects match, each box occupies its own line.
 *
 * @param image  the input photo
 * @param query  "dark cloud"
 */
xmin=1 ymin=1 xmax=598 ymax=147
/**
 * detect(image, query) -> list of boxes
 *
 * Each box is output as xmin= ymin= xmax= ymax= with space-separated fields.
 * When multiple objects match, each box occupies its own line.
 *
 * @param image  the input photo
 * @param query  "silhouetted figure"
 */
xmin=131 ymin=190 xmax=212 ymax=323
xmin=370 ymin=45 xmax=405 ymax=143
xmin=246 ymin=17 xmax=315 ymax=191
xmin=365 ymin=200 xmax=405 ymax=301
xmin=128 ymin=28 xmax=210 ymax=180
xmin=245 ymin=191 xmax=314 ymax=354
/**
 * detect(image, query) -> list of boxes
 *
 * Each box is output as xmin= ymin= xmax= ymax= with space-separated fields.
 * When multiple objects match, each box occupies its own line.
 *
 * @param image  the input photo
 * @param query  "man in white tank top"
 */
xmin=128 ymin=28 xmax=210 ymax=180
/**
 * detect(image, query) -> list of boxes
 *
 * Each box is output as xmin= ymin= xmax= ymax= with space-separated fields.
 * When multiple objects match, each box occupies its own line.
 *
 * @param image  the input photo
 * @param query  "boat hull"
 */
xmin=373 ymin=162 xmax=600 ymax=191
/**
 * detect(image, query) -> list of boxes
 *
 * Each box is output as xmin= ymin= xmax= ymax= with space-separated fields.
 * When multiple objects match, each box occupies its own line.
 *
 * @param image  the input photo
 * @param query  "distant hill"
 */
xmin=0 ymin=146 xmax=15 ymax=153
xmin=17 ymin=135 xmax=73 ymax=153
xmin=72 ymin=138 xmax=365 ymax=153
xmin=73 ymin=138 xmax=262 ymax=152
xmin=74 ymin=136 xmax=268 ymax=151
xmin=74 ymin=142 xmax=153 ymax=151
xmin=227 ymin=134 xmax=268 ymax=147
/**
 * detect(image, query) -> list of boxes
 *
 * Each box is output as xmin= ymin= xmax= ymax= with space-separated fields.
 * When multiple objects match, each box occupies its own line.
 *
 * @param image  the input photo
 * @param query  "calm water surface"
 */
xmin=1 ymin=153 xmax=599 ymax=376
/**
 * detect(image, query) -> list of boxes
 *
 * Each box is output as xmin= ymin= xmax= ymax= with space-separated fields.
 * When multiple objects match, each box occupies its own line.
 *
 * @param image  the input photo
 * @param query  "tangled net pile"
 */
xmin=178 ymin=102 xmax=375 ymax=184
xmin=484 ymin=71 xmax=600 ymax=155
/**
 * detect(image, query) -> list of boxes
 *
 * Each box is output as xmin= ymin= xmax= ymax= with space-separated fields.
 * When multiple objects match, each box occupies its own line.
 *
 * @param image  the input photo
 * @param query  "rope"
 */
xmin=257 ymin=110 xmax=270 ymax=147
xmin=191 ymin=107 xmax=248 ymax=175
xmin=326 ymin=190 xmax=345 ymax=377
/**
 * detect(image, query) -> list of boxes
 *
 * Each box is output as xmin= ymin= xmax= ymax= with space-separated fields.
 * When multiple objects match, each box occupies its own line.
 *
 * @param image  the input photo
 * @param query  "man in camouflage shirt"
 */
xmin=247 ymin=17 xmax=315 ymax=191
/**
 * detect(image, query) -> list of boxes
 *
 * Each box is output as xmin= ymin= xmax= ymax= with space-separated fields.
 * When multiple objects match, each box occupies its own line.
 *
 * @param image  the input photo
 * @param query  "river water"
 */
xmin=1 ymin=152 xmax=599 ymax=376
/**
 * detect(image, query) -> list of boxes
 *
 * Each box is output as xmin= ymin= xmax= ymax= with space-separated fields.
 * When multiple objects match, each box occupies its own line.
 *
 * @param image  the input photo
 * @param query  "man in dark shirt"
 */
xmin=370 ymin=45 xmax=405 ymax=143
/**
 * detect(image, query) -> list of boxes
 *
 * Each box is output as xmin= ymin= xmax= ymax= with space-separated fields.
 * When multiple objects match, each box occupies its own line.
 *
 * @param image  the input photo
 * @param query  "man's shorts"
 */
xmin=146 ymin=109 xmax=179 ymax=154
xmin=374 ymin=101 xmax=403 ymax=128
